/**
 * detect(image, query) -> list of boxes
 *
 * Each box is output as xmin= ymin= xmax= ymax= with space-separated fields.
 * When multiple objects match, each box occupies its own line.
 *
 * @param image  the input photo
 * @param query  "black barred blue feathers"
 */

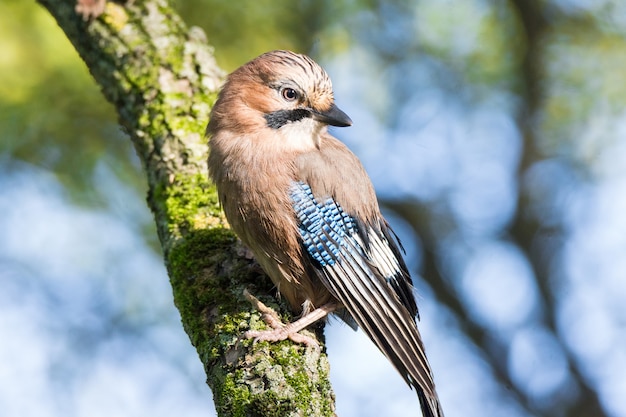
xmin=290 ymin=181 xmax=358 ymax=267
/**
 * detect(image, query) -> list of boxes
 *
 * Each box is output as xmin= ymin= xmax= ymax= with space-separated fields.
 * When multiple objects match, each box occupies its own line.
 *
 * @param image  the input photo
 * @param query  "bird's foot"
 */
xmin=245 ymin=326 xmax=320 ymax=348
xmin=242 ymin=289 xmax=336 ymax=348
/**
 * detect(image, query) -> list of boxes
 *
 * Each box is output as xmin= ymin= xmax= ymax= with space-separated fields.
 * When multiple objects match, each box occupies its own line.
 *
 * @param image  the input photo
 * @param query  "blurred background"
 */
xmin=1 ymin=0 xmax=625 ymax=416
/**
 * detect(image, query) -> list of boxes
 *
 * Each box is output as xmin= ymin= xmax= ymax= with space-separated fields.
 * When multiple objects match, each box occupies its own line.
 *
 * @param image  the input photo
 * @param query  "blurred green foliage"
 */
xmin=413 ymin=1 xmax=526 ymax=88
xmin=542 ymin=26 xmax=626 ymax=161
xmin=173 ymin=0 xmax=357 ymax=70
xmin=0 ymin=1 xmax=135 ymax=205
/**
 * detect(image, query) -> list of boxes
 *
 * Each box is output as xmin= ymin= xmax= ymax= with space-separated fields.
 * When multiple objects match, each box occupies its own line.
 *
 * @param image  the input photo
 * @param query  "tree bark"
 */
xmin=37 ymin=1 xmax=336 ymax=416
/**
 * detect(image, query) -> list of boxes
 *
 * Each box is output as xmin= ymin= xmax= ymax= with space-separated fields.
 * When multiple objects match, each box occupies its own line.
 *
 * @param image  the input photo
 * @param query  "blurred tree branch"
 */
xmin=509 ymin=1 xmax=605 ymax=416
xmin=37 ymin=1 xmax=335 ymax=416
xmin=382 ymin=1 xmax=606 ymax=416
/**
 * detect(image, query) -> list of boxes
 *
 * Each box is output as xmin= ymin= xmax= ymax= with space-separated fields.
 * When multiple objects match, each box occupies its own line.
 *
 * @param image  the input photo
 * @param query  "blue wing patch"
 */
xmin=290 ymin=181 xmax=358 ymax=267
xmin=290 ymin=180 xmax=419 ymax=319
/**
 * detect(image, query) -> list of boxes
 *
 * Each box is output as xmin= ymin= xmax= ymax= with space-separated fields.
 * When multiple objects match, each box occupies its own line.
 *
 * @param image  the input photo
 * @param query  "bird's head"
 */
xmin=207 ymin=50 xmax=352 ymax=148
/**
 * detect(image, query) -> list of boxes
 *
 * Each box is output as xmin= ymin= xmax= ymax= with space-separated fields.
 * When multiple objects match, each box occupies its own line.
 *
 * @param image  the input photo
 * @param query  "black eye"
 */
xmin=281 ymin=88 xmax=298 ymax=101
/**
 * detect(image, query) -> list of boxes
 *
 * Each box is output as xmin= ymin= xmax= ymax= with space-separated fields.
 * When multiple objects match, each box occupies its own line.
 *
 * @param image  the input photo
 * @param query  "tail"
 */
xmin=321 ymin=246 xmax=444 ymax=417
xmin=417 ymin=387 xmax=444 ymax=417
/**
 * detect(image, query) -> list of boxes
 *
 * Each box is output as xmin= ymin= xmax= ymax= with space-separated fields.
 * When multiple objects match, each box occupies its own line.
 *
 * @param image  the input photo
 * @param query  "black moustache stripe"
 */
xmin=264 ymin=108 xmax=311 ymax=129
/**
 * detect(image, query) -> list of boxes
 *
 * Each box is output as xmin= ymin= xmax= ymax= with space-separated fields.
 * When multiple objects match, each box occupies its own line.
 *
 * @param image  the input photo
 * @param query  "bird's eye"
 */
xmin=281 ymin=88 xmax=298 ymax=102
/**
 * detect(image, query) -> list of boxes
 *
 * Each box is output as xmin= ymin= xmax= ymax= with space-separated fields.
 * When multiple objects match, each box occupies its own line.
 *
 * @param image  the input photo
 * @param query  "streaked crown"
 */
xmin=253 ymin=50 xmax=335 ymax=111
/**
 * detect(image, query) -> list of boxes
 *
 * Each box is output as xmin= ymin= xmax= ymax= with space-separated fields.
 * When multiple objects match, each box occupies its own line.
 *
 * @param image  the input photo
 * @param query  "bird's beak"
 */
xmin=311 ymin=103 xmax=352 ymax=127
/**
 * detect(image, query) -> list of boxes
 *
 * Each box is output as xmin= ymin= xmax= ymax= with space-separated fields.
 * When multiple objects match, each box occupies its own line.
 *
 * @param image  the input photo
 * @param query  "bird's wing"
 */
xmin=290 ymin=180 xmax=443 ymax=417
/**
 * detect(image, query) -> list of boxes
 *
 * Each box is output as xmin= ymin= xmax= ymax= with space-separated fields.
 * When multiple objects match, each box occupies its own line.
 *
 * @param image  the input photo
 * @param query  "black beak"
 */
xmin=311 ymin=103 xmax=352 ymax=127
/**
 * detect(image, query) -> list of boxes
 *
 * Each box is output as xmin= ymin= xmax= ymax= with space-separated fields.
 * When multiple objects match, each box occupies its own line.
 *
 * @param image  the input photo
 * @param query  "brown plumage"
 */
xmin=207 ymin=50 xmax=444 ymax=417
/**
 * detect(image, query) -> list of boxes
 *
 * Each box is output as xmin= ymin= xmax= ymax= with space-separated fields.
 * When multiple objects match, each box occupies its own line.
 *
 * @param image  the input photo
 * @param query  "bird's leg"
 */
xmin=243 ymin=289 xmax=336 ymax=348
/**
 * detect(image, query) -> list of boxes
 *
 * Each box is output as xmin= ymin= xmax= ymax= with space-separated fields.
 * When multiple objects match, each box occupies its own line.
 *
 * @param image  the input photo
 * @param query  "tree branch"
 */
xmin=37 ymin=1 xmax=336 ymax=415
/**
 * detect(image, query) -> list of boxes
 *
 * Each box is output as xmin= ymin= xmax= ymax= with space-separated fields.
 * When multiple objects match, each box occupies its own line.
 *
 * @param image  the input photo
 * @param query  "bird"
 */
xmin=207 ymin=50 xmax=444 ymax=417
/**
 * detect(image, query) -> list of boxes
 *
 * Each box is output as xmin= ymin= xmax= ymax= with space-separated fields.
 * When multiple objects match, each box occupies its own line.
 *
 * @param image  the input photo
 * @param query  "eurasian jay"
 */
xmin=207 ymin=50 xmax=444 ymax=417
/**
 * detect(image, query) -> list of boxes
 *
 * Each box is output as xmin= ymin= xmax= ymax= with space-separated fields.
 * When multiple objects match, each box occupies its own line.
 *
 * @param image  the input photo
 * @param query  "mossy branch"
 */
xmin=37 ymin=1 xmax=335 ymax=415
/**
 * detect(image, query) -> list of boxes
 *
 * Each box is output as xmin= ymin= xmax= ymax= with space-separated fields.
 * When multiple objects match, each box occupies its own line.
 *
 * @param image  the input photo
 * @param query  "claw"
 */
xmin=242 ymin=289 xmax=336 ymax=348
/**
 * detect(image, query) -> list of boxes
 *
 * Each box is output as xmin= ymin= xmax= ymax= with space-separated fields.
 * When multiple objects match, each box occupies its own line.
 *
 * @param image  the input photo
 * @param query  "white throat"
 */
xmin=278 ymin=118 xmax=326 ymax=151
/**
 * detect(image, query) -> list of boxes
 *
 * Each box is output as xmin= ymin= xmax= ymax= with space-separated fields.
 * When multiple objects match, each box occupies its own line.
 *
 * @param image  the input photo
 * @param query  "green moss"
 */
xmin=192 ymin=92 xmax=217 ymax=119
xmin=169 ymin=228 xmax=227 ymax=272
xmin=273 ymin=346 xmax=321 ymax=415
xmin=101 ymin=3 xmax=129 ymax=32
xmin=167 ymin=228 xmax=235 ymax=340
xmin=217 ymin=371 xmax=252 ymax=417
xmin=167 ymin=113 xmax=205 ymax=134
xmin=167 ymin=226 xmax=270 ymax=364
xmin=168 ymin=42 xmax=187 ymax=73
xmin=250 ymin=391 xmax=296 ymax=416
xmin=158 ymin=172 xmax=223 ymax=235
xmin=168 ymin=227 xmax=236 ymax=301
